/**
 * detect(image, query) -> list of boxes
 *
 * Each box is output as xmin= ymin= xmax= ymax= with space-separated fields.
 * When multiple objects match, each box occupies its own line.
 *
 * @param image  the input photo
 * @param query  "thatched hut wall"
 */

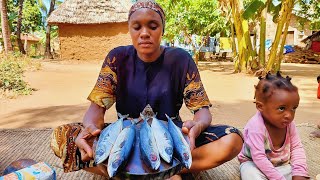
xmin=58 ymin=22 xmax=131 ymax=60
xmin=47 ymin=0 xmax=132 ymax=60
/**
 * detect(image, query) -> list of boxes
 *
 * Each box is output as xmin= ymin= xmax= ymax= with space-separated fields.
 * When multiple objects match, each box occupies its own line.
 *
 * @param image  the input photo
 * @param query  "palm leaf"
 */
xmin=37 ymin=0 xmax=48 ymax=15
xmin=242 ymin=0 xmax=266 ymax=20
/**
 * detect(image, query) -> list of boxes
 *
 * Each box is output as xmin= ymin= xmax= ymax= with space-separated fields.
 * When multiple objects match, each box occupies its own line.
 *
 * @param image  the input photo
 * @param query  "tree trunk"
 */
xmin=258 ymin=1 xmax=269 ymax=68
xmin=0 ymin=0 xmax=13 ymax=54
xmin=242 ymin=19 xmax=257 ymax=71
xmin=230 ymin=21 xmax=237 ymax=59
xmin=44 ymin=0 xmax=55 ymax=59
xmin=253 ymin=30 xmax=257 ymax=56
xmin=275 ymin=14 xmax=291 ymax=71
xmin=195 ymin=36 xmax=207 ymax=64
xmin=16 ymin=0 xmax=26 ymax=55
xmin=24 ymin=36 xmax=27 ymax=51
xmin=266 ymin=0 xmax=294 ymax=72
xmin=230 ymin=0 xmax=246 ymax=72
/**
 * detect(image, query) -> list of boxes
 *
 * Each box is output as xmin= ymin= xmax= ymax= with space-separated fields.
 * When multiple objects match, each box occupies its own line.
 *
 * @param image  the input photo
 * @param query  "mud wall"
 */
xmin=58 ymin=22 xmax=131 ymax=60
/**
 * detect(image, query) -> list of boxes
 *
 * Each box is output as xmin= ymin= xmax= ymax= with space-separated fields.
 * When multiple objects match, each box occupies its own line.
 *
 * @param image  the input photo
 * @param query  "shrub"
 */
xmin=0 ymin=55 xmax=40 ymax=98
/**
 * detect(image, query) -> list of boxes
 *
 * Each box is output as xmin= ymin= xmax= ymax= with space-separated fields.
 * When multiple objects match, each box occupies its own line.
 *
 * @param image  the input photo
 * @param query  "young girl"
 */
xmin=317 ymin=75 xmax=320 ymax=99
xmin=310 ymin=75 xmax=320 ymax=138
xmin=238 ymin=72 xmax=309 ymax=180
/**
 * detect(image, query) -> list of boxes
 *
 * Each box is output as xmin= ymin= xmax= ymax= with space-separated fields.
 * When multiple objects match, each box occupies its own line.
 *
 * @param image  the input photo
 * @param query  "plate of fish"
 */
xmin=94 ymin=105 xmax=192 ymax=179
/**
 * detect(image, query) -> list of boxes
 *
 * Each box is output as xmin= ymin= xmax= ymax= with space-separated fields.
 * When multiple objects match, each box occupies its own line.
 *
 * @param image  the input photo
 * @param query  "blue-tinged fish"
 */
xmin=94 ymin=113 xmax=128 ymax=164
xmin=107 ymin=124 xmax=136 ymax=177
xmin=165 ymin=114 xmax=192 ymax=169
xmin=139 ymin=115 xmax=160 ymax=170
xmin=150 ymin=115 xmax=174 ymax=164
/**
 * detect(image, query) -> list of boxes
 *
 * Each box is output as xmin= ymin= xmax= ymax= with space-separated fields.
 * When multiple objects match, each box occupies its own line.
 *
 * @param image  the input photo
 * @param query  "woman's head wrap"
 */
xmin=128 ymin=0 xmax=166 ymax=34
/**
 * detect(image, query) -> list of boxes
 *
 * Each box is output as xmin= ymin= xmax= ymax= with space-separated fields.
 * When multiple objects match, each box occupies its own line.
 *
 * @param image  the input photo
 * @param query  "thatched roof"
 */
xmin=47 ymin=0 xmax=133 ymax=25
xmin=302 ymin=31 xmax=320 ymax=43
xmin=21 ymin=34 xmax=40 ymax=42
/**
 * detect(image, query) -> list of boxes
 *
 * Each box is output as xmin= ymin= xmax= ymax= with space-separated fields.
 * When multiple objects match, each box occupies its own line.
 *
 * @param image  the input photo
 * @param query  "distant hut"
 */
xmin=0 ymin=33 xmax=41 ymax=55
xmin=302 ymin=31 xmax=320 ymax=52
xmin=20 ymin=34 xmax=41 ymax=55
xmin=47 ymin=0 xmax=132 ymax=60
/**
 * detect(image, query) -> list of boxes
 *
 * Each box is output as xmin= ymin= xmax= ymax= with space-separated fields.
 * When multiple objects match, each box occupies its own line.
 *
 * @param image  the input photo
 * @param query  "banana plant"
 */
xmin=242 ymin=0 xmax=269 ymax=68
xmin=219 ymin=0 xmax=256 ymax=72
xmin=266 ymin=0 xmax=294 ymax=72
xmin=226 ymin=0 xmax=295 ymax=73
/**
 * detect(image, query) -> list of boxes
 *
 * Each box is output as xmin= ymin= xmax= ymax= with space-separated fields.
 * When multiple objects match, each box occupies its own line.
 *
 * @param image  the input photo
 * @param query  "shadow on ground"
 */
xmin=0 ymin=104 xmax=88 ymax=128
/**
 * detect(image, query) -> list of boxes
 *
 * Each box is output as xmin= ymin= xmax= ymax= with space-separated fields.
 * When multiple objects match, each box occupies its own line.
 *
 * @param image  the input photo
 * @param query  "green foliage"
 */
xmin=296 ymin=0 xmax=320 ymax=30
xmin=243 ymin=0 xmax=266 ymax=20
xmin=0 ymin=55 xmax=40 ymax=97
xmin=22 ymin=0 xmax=43 ymax=32
xmin=2 ymin=0 xmax=42 ymax=33
xmin=158 ymin=0 xmax=227 ymax=42
xmin=311 ymin=20 xmax=320 ymax=30
xmin=37 ymin=0 xmax=48 ymax=15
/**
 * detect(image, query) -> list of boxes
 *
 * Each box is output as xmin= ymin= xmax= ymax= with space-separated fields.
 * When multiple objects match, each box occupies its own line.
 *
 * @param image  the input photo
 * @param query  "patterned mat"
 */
xmin=0 ymin=125 xmax=319 ymax=179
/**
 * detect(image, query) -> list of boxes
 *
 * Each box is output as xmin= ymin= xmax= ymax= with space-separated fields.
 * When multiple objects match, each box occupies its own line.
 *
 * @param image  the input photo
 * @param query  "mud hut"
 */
xmin=302 ymin=31 xmax=320 ymax=52
xmin=47 ymin=0 xmax=133 ymax=60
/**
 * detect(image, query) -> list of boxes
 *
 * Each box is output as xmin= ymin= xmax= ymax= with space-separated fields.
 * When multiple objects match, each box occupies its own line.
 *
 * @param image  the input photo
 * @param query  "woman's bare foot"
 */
xmin=310 ymin=129 xmax=320 ymax=138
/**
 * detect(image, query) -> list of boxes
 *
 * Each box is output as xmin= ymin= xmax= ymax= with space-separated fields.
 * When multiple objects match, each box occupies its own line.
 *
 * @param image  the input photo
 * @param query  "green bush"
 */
xmin=0 ymin=55 xmax=37 ymax=97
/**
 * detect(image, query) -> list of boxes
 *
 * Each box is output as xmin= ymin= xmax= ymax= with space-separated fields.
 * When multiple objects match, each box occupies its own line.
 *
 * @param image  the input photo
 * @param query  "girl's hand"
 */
xmin=182 ymin=120 xmax=204 ymax=151
xmin=75 ymin=124 xmax=101 ymax=162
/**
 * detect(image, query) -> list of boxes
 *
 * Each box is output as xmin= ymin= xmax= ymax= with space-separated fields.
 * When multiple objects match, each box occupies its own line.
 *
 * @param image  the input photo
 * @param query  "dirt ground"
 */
xmin=0 ymin=60 xmax=319 ymax=129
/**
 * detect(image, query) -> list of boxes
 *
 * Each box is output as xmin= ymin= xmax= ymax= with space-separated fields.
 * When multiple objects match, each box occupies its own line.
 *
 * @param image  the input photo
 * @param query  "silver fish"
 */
xmin=151 ymin=115 xmax=174 ymax=163
xmin=94 ymin=113 xmax=128 ymax=164
xmin=166 ymin=114 xmax=192 ymax=169
xmin=107 ymin=124 xmax=135 ymax=177
xmin=139 ymin=115 xmax=160 ymax=170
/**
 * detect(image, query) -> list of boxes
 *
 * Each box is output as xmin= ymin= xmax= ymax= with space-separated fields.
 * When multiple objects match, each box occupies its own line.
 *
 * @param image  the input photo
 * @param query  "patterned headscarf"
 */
xmin=128 ymin=0 xmax=166 ymax=34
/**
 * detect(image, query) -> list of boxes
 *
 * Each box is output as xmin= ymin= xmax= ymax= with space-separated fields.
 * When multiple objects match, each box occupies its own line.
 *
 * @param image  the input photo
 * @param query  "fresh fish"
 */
xmin=107 ymin=124 xmax=136 ymax=177
xmin=140 ymin=104 xmax=155 ymax=120
xmin=139 ymin=116 xmax=160 ymax=170
xmin=94 ymin=113 xmax=128 ymax=164
xmin=166 ymin=114 xmax=192 ymax=169
xmin=150 ymin=115 xmax=174 ymax=163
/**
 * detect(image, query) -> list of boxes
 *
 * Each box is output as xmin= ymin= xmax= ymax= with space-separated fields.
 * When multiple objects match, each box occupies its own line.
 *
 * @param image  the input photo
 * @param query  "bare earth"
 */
xmin=0 ymin=60 xmax=319 ymax=129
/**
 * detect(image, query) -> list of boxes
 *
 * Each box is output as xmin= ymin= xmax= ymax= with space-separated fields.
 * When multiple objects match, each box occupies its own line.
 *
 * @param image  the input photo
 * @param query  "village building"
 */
xmin=301 ymin=31 xmax=320 ymax=52
xmin=0 ymin=33 xmax=41 ymax=55
xmin=264 ymin=13 xmax=316 ymax=47
xmin=47 ymin=0 xmax=132 ymax=60
xmin=20 ymin=34 xmax=42 ymax=55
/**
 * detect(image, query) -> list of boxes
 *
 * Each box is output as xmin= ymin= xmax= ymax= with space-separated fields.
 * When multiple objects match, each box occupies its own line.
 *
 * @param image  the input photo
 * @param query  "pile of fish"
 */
xmin=94 ymin=105 xmax=192 ymax=177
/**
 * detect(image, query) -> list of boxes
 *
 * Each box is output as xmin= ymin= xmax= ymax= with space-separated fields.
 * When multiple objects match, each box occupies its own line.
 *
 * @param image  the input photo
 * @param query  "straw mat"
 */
xmin=0 ymin=125 xmax=319 ymax=179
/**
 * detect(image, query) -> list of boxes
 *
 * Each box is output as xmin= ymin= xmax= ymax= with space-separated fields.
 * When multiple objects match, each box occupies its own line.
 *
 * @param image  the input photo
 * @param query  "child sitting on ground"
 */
xmin=238 ymin=72 xmax=309 ymax=180
xmin=310 ymin=75 xmax=320 ymax=138
xmin=317 ymin=75 xmax=320 ymax=99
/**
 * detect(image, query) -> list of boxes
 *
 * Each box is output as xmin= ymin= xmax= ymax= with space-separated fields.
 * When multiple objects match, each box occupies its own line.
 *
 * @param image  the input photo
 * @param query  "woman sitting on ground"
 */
xmin=50 ymin=1 xmax=243 ymax=179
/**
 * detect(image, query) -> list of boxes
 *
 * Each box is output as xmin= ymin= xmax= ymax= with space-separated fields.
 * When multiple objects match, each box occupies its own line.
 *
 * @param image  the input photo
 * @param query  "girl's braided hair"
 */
xmin=254 ymin=71 xmax=298 ymax=103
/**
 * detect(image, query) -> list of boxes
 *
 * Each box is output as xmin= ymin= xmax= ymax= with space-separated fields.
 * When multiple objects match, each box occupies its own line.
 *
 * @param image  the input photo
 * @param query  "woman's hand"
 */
xmin=182 ymin=120 xmax=204 ymax=151
xmin=75 ymin=124 xmax=101 ymax=162
xmin=76 ymin=102 xmax=105 ymax=162
xmin=182 ymin=107 xmax=212 ymax=151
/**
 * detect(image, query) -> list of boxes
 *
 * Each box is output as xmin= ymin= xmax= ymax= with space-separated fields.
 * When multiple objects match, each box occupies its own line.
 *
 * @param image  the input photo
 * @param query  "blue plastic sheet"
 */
xmin=284 ymin=45 xmax=295 ymax=54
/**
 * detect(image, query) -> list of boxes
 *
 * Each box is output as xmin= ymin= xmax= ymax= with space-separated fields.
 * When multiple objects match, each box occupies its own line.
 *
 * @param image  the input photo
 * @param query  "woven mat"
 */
xmin=0 ymin=125 xmax=319 ymax=180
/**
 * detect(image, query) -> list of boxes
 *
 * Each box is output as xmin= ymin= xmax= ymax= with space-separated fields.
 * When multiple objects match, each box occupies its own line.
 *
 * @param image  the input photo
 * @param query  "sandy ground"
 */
xmin=0 ymin=60 xmax=319 ymax=129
